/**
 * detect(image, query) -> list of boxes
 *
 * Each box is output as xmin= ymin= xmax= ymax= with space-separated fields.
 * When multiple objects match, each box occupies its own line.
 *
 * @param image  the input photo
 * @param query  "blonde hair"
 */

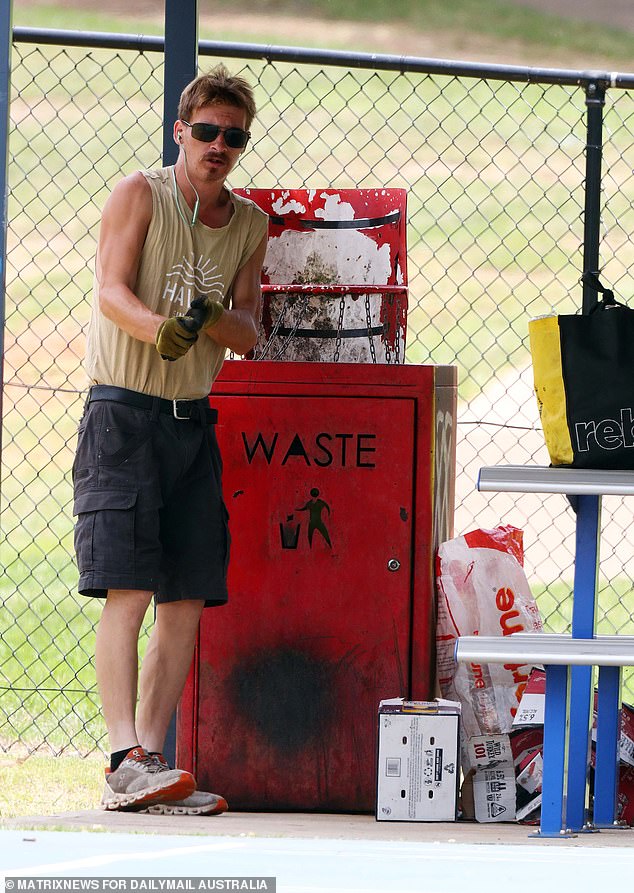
xmin=178 ymin=64 xmax=257 ymax=130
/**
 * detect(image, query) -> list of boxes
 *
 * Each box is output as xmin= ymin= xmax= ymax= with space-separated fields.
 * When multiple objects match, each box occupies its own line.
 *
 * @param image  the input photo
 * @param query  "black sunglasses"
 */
xmin=181 ymin=120 xmax=251 ymax=149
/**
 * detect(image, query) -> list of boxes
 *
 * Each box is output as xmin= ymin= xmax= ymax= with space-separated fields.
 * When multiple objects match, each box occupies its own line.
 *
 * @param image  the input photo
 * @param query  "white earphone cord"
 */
xmin=171 ymin=145 xmax=200 ymax=228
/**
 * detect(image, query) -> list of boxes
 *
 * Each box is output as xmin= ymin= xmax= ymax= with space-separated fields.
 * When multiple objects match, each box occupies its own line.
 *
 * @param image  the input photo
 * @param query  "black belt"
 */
xmin=88 ymin=385 xmax=218 ymax=424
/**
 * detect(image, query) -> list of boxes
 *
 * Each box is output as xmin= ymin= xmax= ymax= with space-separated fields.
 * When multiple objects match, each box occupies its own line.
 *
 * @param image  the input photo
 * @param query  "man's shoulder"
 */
xmin=138 ymin=166 xmax=172 ymax=185
xmin=103 ymin=170 xmax=153 ymax=224
xmin=112 ymin=169 xmax=154 ymax=199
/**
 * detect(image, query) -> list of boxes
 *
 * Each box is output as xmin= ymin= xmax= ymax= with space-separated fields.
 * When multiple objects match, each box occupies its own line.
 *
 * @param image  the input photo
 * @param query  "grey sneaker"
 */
xmin=140 ymin=790 xmax=229 ymax=816
xmin=138 ymin=753 xmax=228 ymax=816
xmin=100 ymin=746 xmax=196 ymax=811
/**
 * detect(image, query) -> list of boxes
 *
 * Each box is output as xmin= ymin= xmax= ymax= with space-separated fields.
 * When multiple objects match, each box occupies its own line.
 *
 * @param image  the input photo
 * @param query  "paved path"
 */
xmin=506 ymin=0 xmax=634 ymax=31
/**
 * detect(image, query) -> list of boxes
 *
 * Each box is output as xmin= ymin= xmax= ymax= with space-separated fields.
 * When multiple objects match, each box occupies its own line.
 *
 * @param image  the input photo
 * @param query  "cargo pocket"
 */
xmin=73 ymin=489 xmax=138 ymax=573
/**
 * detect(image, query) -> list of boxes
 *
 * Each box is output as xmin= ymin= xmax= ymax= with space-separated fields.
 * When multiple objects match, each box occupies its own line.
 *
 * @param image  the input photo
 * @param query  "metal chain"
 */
xmin=333 ymin=292 xmax=346 ymax=364
xmin=254 ymin=292 xmax=287 ymax=360
xmin=365 ymin=293 xmax=377 ymax=364
xmin=254 ymin=292 xmax=305 ymax=360
xmin=384 ymin=295 xmax=393 ymax=365
xmin=269 ymin=293 xmax=310 ymax=360
xmin=395 ymin=296 xmax=402 ymax=365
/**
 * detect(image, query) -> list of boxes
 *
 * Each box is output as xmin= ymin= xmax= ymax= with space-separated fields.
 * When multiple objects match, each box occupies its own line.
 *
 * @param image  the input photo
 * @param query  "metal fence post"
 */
xmin=0 ymin=0 xmax=13 ymax=475
xmin=161 ymin=0 xmax=199 ymax=768
xmin=162 ymin=0 xmax=198 ymax=166
xmin=581 ymin=79 xmax=606 ymax=314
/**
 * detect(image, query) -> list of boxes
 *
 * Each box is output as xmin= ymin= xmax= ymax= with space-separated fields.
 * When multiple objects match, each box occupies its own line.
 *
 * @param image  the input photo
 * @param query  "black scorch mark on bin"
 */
xmin=229 ymin=648 xmax=334 ymax=752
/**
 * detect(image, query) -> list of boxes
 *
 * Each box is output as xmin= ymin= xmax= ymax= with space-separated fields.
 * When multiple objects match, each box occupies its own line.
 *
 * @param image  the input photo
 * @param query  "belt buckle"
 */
xmin=173 ymin=399 xmax=191 ymax=420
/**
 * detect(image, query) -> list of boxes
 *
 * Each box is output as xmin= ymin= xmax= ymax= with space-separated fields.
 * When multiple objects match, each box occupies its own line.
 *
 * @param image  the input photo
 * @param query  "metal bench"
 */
xmin=472 ymin=465 xmax=634 ymax=835
xmin=455 ymin=633 xmax=634 ymax=836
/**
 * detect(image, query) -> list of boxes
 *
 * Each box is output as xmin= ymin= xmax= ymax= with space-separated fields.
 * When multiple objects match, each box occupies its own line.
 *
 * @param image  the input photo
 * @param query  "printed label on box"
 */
xmin=513 ymin=692 xmax=545 ymax=727
xmin=473 ymin=765 xmax=517 ymax=822
xmin=466 ymin=734 xmax=512 ymax=770
xmin=513 ymin=668 xmax=546 ymax=727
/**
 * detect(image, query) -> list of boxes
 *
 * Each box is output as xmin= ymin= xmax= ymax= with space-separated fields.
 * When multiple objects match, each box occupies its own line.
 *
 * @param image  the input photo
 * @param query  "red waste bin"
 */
xmin=177 ymin=359 xmax=457 ymax=811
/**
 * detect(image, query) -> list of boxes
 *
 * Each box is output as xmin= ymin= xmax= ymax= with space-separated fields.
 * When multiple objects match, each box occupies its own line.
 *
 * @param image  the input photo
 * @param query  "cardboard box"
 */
xmin=616 ymin=764 xmax=634 ymax=824
xmin=515 ymin=670 xmax=634 ymax=771
xmin=376 ymin=698 xmax=461 ymax=821
xmin=620 ymin=703 xmax=634 ymax=768
xmin=516 ymin=749 xmax=543 ymax=795
xmin=466 ymin=734 xmax=513 ymax=770
xmin=463 ymin=728 xmax=543 ymax=823
xmin=591 ymin=699 xmax=634 ymax=769
xmin=589 ymin=743 xmax=634 ymax=824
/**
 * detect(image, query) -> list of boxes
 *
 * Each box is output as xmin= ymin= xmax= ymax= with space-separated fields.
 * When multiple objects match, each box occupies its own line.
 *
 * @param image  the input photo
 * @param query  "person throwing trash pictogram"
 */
xmin=297 ymin=487 xmax=332 ymax=548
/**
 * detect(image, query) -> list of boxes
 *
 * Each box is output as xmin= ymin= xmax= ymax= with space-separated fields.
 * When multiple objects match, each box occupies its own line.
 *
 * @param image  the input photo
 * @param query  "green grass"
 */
xmin=12 ymin=4 xmax=165 ymax=36
xmin=0 ymin=752 xmax=104 ymax=818
xmin=12 ymin=1 xmax=634 ymax=66
xmin=206 ymin=0 xmax=634 ymax=63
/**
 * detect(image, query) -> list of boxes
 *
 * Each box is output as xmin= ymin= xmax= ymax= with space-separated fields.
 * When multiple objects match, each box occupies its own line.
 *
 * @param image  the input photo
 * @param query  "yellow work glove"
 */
xmin=156 ymin=315 xmax=199 ymax=361
xmin=186 ymin=296 xmax=225 ymax=330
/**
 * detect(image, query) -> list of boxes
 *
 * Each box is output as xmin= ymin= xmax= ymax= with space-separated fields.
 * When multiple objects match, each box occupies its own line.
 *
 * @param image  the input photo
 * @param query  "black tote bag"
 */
xmin=529 ymin=273 xmax=634 ymax=469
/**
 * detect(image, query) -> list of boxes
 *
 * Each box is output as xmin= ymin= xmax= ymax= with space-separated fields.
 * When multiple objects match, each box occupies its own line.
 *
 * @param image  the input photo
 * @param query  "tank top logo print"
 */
xmin=161 ymin=254 xmax=226 ymax=311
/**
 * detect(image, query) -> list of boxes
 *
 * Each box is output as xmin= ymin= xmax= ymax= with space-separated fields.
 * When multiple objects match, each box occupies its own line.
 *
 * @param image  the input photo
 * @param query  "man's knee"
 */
xmin=103 ymin=589 xmax=154 ymax=625
xmin=155 ymin=598 xmax=205 ymax=632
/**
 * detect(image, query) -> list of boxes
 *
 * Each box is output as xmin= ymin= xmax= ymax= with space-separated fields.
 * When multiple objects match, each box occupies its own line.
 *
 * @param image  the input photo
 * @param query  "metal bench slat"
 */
xmin=455 ymin=633 xmax=634 ymax=667
xmin=477 ymin=465 xmax=634 ymax=495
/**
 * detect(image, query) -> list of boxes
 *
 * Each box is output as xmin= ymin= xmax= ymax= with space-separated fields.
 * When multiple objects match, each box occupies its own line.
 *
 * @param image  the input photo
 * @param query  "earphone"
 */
xmin=171 ymin=133 xmax=200 ymax=228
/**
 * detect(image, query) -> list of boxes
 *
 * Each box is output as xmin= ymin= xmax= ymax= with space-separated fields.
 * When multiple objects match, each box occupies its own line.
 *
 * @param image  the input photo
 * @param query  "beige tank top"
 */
xmin=84 ymin=166 xmax=268 ymax=400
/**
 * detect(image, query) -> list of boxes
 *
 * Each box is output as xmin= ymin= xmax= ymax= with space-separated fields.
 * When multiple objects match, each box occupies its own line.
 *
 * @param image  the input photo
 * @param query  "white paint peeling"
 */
xmin=271 ymin=197 xmax=307 ymax=215
xmin=264 ymin=230 xmax=391 ymax=286
xmin=315 ymin=192 xmax=355 ymax=221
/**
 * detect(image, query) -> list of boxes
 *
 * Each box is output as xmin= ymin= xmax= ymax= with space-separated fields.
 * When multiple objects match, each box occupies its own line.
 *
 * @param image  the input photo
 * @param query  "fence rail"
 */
xmin=2 ymin=28 xmax=634 ymax=755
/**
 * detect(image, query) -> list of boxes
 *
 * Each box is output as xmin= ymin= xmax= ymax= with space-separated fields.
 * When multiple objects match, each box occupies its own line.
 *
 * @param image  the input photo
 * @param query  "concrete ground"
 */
xmin=1 ymin=806 xmax=632 ymax=846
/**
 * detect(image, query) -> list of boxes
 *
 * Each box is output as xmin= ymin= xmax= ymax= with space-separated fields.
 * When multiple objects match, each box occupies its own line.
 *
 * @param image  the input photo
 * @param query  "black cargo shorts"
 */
xmin=72 ymin=386 xmax=230 ymax=607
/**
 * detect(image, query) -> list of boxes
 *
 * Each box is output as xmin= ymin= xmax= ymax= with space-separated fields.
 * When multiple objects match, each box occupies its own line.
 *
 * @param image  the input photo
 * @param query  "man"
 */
xmin=72 ymin=65 xmax=268 ymax=816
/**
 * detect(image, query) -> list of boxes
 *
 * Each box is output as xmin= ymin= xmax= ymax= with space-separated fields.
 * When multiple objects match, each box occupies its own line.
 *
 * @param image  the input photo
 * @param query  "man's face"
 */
xmin=176 ymin=102 xmax=249 ymax=183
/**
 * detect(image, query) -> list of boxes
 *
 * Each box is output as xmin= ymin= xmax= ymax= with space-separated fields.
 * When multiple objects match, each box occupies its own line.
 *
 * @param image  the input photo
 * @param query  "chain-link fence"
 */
xmin=2 ymin=31 xmax=634 ymax=756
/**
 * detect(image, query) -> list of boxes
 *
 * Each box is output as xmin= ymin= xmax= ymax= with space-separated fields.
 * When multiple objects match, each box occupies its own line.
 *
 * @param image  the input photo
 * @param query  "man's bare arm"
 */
xmin=96 ymin=173 xmax=164 ymax=344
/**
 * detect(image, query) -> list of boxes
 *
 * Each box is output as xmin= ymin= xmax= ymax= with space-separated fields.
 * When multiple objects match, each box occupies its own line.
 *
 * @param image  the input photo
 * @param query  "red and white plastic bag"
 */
xmin=435 ymin=525 xmax=543 ymax=740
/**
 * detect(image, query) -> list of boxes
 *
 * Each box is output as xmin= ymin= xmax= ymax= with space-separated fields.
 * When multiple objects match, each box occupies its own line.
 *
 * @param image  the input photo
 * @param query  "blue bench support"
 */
xmin=567 ymin=494 xmax=601 ymax=831
xmin=475 ymin=466 xmax=634 ymax=835
xmin=541 ymin=662 xmax=569 ymax=835
xmin=593 ymin=664 xmax=622 ymax=827
xmin=454 ymin=633 xmax=634 ymax=836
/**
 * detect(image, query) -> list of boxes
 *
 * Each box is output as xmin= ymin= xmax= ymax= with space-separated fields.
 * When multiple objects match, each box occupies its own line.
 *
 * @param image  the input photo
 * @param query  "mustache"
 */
xmin=203 ymin=151 xmax=227 ymax=162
